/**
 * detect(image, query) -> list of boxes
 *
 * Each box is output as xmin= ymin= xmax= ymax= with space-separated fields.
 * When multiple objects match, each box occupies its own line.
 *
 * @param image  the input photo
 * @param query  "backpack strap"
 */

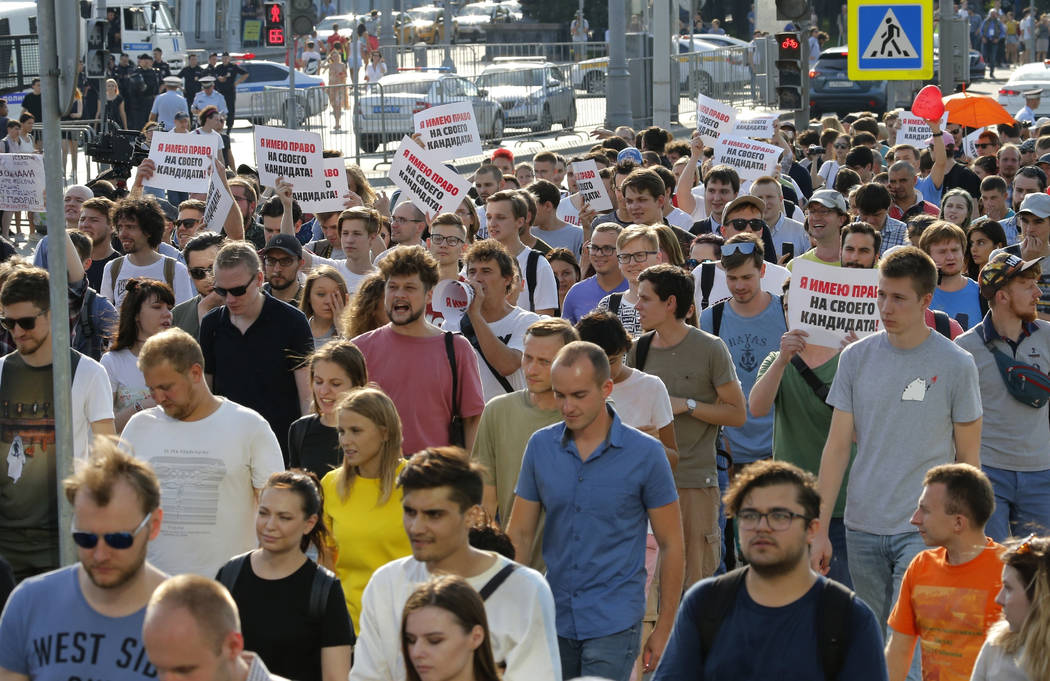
xmin=162 ymin=256 xmax=176 ymax=291
xmin=608 ymin=292 xmax=623 ymax=316
xmin=698 ymin=567 xmax=749 ymax=662
xmin=308 ymin=563 xmax=338 ymax=621
xmin=444 ymin=331 xmax=460 ymax=418
xmin=526 ymin=249 xmax=540 ymax=311
xmin=459 ymin=315 xmax=515 ymax=394
xmin=790 ymin=354 xmax=832 ymax=403
xmin=634 ymin=330 xmax=655 ymax=371
xmin=710 ymin=300 xmax=726 ymax=337
xmin=109 ymin=256 xmax=125 ymax=298
xmin=817 ymin=578 xmax=856 ymax=680
xmin=700 ymin=262 xmax=716 ymax=310
xmin=478 ymin=563 xmax=517 ymax=601
xmin=932 ymin=309 xmax=952 ymax=338
xmin=216 ymin=551 xmax=252 ymax=594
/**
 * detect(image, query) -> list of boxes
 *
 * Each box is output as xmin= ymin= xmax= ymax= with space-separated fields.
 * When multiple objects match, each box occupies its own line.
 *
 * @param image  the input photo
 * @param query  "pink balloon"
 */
xmin=912 ymin=85 xmax=945 ymax=120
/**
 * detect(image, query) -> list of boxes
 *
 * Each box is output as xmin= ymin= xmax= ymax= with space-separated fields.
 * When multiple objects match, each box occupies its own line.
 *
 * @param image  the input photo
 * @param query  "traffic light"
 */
xmin=264 ymin=2 xmax=286 ymax=46
xmin=289 ymin=0 xmax=316 ymax=36
xmin=776 ymin=0 xmax=811 ymax=21
xmin=86 ymin=19 xmax=108 ymax=79
xmin=775 ymin=31 xmax=803 ymax=111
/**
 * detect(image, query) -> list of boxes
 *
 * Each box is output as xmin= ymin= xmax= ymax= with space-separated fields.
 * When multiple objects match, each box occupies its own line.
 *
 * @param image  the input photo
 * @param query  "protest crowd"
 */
xmin=5 ymin=64 xmax=1050 ymax=681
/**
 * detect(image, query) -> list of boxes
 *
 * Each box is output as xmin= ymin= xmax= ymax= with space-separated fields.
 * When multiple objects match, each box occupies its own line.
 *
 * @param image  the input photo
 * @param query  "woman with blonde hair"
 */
xmin=320 ymin=386 xmax=411 ymax=631
xmin=301 ymin=265 xmax=349 ymax=349
xmin=402 ymin=575 xmax=500 ymax=681
xmin=971 ymin=534 xmax=1050 ymax=680
xmin=940 ymin=188 xmax=977 ymax=230
xmin=325 ymin=49 xmax=348 ymax=132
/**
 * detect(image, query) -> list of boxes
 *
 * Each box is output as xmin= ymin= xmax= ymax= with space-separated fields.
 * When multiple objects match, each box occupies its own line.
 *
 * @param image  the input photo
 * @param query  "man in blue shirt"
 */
xmin=919 ymin=221 xmax=983 ymax=330
xmin=561 ymin=223 xmax=628 ymax=322
xmin=507 ymin=341 xmax=684 ymax=681
xmin=190 ymin=76 xmax=228 ymax=116
xmin=653 ymin=460 xmax=887 ymax=680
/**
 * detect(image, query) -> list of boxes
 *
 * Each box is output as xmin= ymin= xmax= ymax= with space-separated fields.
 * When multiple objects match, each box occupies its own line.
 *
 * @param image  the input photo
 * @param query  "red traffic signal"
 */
xmin=775 ymin=32 xmax=802 ymax=60
xmin=780 ymin=35 xmax=800 ymax=50
xmin=265 ymin=2 xmax=284 ymax=24
xmin=266 ymin=26 xmax=286 ymax=46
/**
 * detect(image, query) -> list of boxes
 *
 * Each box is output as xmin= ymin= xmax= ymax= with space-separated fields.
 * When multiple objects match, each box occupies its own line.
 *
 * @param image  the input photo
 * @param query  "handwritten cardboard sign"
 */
xmin=0 ymin=154 xmax=44 ymax=212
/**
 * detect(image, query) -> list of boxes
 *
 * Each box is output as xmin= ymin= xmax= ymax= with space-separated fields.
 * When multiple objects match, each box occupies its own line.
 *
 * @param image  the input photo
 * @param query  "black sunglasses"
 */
xmin=176 ymin=218 xmax=200 ymax=230
xmin=0 ymin=310 xmax=46 ymax=331
xmin=72 ymin=513 xmax=152 ymax=550
xmin=727 ymin=218 xmax=766 ymax=232
xmin=188 ymin=265 xmax=213 ymax=280
xmin=213 ymin=278 xmax=255 ymax=297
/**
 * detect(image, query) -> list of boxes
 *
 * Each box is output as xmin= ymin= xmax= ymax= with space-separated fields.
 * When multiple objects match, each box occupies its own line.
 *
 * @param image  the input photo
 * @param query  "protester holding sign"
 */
xmin=414 ymin=102 xmax=483 ymax=161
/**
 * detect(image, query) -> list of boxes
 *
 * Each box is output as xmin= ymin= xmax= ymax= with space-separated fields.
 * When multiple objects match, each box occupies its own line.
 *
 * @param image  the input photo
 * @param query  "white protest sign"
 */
xmin=896 ymin=111 xmax=950 ymax=146
xmin=787 ymin=259 xmax=881 ymax=347
xmin=389 ymin=136 xmax=472 ymax=218
xmin=963 ymin=127 xmax=985 ymax=159
xmin=201 ymin=169 xmax=234 ymax=233
xmin=695 ymin=93 xmax=737 ymax=148
xmin=414 ymin=101 xmax=483 ymax=161
xmin=143 ymin=132 xmax=217 ymax=193
xmin=0 ymin=154 xmax=44 ymax=212
xmin=253 ymin=125 xmax=325 ymax=189
xmin=731 ymin=113 xmax=779 ymax=139
xmin=297 ymin=157 xmax=348 ymax=213
xmin=712 ymin=135 xmax=782 ymax=181
xmin=570 ymin=159 xmax=613 ymax=213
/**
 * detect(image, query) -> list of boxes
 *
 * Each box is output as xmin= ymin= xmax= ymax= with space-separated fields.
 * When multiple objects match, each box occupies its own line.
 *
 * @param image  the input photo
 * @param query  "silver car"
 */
xmin=474 ymin=61 xmax=576 ymax=132
xmin=353 ymin=71 xmax=504 ymax=153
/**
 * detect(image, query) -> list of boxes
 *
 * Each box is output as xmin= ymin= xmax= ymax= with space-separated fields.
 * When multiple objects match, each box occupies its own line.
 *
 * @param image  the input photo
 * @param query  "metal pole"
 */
xmin=98 ymin=0 xmax=109 ymax=137
xmin=794 ymin=19 xmax=809 ymax=132
xmin=442 ymin=1 xmax=454 ymax=71
xmin=287 ymin=11 xmax=298 ymax=129
xmin=939 ymin=0 xmax=954 ymax=93
xmin=607 ymin=0 xmax=632 ymax=127
xmin=653 ymin=0 xmax=671 ymax=128
xmin=1028 ymin=0 xmax=1036 ymax=63
xmin=38 ymin=0 xmax=76 ymax=569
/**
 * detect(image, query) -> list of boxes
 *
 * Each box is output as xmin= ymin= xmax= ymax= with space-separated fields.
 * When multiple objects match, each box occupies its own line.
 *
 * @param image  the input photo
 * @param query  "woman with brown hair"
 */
xmin=300 ymin=265 xmax=349 ymax=349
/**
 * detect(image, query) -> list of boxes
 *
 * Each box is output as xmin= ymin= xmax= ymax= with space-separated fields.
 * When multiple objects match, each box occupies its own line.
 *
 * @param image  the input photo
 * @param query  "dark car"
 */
xmin=809 ymin=47 xmax=889 ymax=117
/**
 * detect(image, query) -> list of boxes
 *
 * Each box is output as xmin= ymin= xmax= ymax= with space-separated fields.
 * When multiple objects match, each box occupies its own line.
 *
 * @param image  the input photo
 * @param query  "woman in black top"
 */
xmin=288 ymin=340 xmax=368 ymax=478
xmin=217 ymin=470 xmax=353 ymax=681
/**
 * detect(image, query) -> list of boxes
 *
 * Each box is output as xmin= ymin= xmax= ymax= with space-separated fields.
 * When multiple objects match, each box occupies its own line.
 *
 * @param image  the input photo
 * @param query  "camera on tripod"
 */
xmin=84 ymin=129 xmax=149 ymax=178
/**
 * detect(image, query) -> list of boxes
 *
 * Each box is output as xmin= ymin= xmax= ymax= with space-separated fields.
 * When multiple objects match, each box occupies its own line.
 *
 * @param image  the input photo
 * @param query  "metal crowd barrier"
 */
xmin=677 ymin=44 xmax=760 ymax=110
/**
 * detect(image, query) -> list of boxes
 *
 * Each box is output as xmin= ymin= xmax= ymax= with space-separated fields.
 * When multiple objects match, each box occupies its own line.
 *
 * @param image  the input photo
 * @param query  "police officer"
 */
xmin=113 ymin=53 xmax=134 ymax=99
xmin=213 ymin=52 xmax=247 ymax=134
xmin=1017 ymin=89 xmax=1042 ymax=126
xmin=191 ymin=76 xmax=228 ymax=117
xmin=153 ymin=47 xmax=172 ymax=80
xmin=126 ymin=53 xmax=160 ymax=131
xmin=178 ymin=53 xmax=205 ymax=111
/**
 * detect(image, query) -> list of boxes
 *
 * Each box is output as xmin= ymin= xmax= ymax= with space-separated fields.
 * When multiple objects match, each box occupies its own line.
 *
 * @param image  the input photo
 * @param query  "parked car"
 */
xmin=931 ymin=33 xmax=986 ymax=82
xmin=454 ymin=1 xmax=515 ymax=42
xmin=475 ymin=59 xmax=576 ymax=132
xmin=809 ymin=47 xmax=888 ymax=116
xmin=405 ymin=6 xmax=454 ymax=44
xmin=236 ymin=60 xmax=328 ymax=126
xmin=353 ymin=71 xmax=504 ymax=153
xmin=998 ymin=61 xmax=1050 ymax=118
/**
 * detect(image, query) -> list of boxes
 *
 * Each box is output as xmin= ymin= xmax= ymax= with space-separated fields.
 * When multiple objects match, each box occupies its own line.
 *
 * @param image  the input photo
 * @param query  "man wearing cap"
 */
xmin=789 ymin=189 xmax=849 ymax=270
xmin=260 ymin=233 xmax=306 ymax=306
xmin=149 ymin=76 xmax=189 ymax=131
xmin=996 ymin=192 xmax=1050 ymax=322
xmin=1020 ymin=138 xmax=1037 ymax=167
xmin=127 ymin=53 xmax=160 ymax=131
xmin=213 ymin=53 xmax=248 ymax=134
xmin=191 ymin=76 xmax=228 ymax=116
xmin=955 ymin=251 xmax=1050 ymax=543
xmin=999 ymin=166 xmax=1047 ymax=245
xmin=178 ymin=53 xmax=205 ymax=110
xmin=1016 ymin=90 xmax=1041 ymax=126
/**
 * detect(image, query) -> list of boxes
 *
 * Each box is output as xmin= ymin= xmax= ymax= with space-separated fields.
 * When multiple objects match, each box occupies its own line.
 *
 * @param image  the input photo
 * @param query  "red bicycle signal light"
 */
xmin=780 ymin=36 xmax=800 ymax=50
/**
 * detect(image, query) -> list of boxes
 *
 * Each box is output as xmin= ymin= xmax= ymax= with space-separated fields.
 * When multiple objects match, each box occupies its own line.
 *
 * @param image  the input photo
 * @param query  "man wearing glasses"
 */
xmin=172 ymin=232 xmax=226 ymax=339
xmin=0 ymin=268 xmax=115 ymax=580
xmin=0 ymin=440 xmax=168 ymax=679
xmin=374 ymin=201 xmax=429 ymax=263
xmin=197 ymin=241 xmax=314 ymax=466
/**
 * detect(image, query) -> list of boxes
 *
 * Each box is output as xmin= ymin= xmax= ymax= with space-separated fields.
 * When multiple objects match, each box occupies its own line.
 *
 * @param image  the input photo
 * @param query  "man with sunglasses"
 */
xmin=259 ymin=234 xmax=306 ymax=306
xmin=0 ymin=268 xmax=115 ymax=580
xmin=975 ymin=131 xmax=1001 ymax=159
xmin=172 ymin=232 xmax=226 ymax=339
xmin=0 ymin=440 xmax=168 ymax=681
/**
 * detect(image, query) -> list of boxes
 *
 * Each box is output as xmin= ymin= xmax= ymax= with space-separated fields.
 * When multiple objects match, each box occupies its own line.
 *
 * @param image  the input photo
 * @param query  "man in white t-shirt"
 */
xmin=122 ymin=328 xmax=284 ymax=578
xmin=351 ymin=448 xmax=561 ymax=681
xmin=486 ymin=190 xmax=558 ymax=315
xmin=100 ymin=198 xmax=195 ymax=308
xmin=442 ymin=240 xmax=541 ymax=402
xmin=300 ymin=41 xmax=323 ymax=74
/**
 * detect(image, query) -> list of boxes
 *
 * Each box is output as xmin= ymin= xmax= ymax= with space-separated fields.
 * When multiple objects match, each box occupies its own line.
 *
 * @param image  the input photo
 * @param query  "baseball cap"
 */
xmin=979 ymin=251 xmax=1045 ymax=297
xmin=260 ymin=234 xmax=303 ymax=259
xmin=721 ymin=195 xmax=765 ymax=224
xmin=807 ymin=189 xmax=848 ymax=214
xmin=174 ymin=110 xmax=190 ymax=120
xmin=1018 ymin=191 xmax=1050 ymax=219
xmin=925 ymin=131 xmax=954 ymax=147
xmin=1037 ymin=117 xmax=1050 ymax=129
xmin=617 ymin=147 xmax=644 ymax=165
xmin=1021 ymin=139 xmax=1036 ymax=153
xmin=1038 ymin=153 xmax=1050 ymax=166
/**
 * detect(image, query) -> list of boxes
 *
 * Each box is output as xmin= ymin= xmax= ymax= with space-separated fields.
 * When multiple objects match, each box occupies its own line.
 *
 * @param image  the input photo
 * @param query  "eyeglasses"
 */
xmin=0 ymin=310 xmax=46 ymax=331
xmin=947 ymin=128 xmax=962 ymax=135
xmin=727 ymin=218 xmax=766 ymax=232
xmin=976 ymin=143 xmax=995 ymax=149
xmin=587 ymin=244 xmax=617 ymax=256
xmin=617 ymin=250 xmax=658 ymax=264
xmin=263 ymin=256 xmax=296 ymax=268
xmin=736 ymin=509 xmax=811 ymax=531
xmin=430 ymin=234 xmax=465 ymax=246
xmin=834 ymin=143 xmax=849 ymax=149
xmin=176 ymin=218 xmax=200 ymax=230
xmin=722 ymin=241 xmax=758 ymax=257
xmin=392 ymin=216 xmax=424 ymax=225
xmin=213 ymin=278 xmax=256 ymax=298
xmin=188 ymin=265 xmax=214 ymax=280
xmin=72 ymin=512 xmax=152 ymax=550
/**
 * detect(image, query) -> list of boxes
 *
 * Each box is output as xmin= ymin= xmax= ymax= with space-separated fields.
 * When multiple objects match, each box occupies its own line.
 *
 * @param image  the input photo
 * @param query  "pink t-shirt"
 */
xmin=353 ymin=325 xmax=486 ymax=454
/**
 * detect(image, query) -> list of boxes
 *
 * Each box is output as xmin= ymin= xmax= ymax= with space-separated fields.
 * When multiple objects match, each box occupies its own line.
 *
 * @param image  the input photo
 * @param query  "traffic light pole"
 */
xmin=286 ymin=7 xmax=297 ymax=130
xmin=939 ymin=0 xmax=954 ymax=93
xmin=97 ymin=0 xmax=109 ymax=135
xmin=795 ymin=19 xmax=810 ymax=131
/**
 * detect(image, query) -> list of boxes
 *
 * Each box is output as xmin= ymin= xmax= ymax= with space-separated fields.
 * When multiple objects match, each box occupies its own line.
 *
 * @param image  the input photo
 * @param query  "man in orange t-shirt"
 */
xmin=885 ymin=464 xmax=1004 ymax=681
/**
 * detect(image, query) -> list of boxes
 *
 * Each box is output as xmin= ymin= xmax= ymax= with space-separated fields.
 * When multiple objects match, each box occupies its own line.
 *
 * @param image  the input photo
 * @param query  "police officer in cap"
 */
xmin=1017 ymin=89 xmax=1042 ymax=126
xmin=126 ymin=52 xmax=160 ymax=131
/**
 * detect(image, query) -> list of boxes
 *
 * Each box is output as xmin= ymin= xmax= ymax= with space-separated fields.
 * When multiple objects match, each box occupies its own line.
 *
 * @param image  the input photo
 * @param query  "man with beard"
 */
xmin=34 ymin=196 xmax=119 ymax=291
xmin=0 ymin=439 xmax=168 ymax=680
xmin=353 ymin=246 xmax=485 ymax=453
xmin=919 ymin=221 xmax=983 ymax=330
xmin=123 ymin=327 xmax=283 ymax=576
xmin=956 ymin=252 xmax=1050 ymax=542
xmin=996 ymin=193 xmax=1050 ymax=321
xmin=652 ymin=460 xmax=886 ymax=680
xmin=260 ymin=234 xmax=305 ymax=306
xmin=171 ymin=232 xmax=225 ymax=339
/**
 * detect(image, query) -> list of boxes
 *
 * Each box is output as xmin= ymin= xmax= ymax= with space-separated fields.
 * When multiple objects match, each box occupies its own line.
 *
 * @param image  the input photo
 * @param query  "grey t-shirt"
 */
xmin=828 ymin=330 xmax=982 ymax=534
xmin=531 ymin=224 xmax=584 ymax=260
xmin=956 ymin=320 xmax=1050 ymax=471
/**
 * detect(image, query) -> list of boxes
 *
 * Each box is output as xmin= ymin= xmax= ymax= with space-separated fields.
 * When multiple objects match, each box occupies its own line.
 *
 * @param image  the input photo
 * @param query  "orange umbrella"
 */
xmin=942 ymin=91 xmax=1015 ymax=128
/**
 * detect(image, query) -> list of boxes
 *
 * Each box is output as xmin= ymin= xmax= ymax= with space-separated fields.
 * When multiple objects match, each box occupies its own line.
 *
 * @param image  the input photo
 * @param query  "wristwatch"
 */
xmin=685 ymin=398 xmax=697 ymax=413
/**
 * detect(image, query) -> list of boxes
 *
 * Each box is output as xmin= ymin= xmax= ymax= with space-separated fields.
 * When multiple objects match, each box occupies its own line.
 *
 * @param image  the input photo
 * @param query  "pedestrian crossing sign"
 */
xmin=847 ymin=0 xmax=933 ymax=80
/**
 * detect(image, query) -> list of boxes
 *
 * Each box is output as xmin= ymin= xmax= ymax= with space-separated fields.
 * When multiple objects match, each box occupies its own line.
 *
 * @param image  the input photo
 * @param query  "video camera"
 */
xmin=84 ymin=129 xmax=149 ymax=179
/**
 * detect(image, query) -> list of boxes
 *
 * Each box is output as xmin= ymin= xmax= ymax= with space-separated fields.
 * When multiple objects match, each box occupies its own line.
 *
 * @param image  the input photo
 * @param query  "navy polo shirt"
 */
xmin=200 ymin=291 xmax=313 ymax=464
xmin=515 ymin=405 xmax=678 ymax=640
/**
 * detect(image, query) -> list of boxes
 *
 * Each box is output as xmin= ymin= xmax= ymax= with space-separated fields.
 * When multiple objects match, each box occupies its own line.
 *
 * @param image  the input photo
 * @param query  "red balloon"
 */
xmin=912 ymin=85 xmax=945 ymax=120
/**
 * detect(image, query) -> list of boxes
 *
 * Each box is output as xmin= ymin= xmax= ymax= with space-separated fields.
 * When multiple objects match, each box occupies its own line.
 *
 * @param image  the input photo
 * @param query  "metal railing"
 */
xmin=0 ymin=34 xmax=40 ymax=95
xmin=677 ymin=44 xmax=764 ymax=110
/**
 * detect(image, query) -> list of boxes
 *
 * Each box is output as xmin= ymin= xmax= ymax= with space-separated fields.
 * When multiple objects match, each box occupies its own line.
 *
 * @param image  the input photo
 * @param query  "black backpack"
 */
xmin=698 ymin=567 xmax=855 ymax=680
xmin=217 ymin=552 xmax=337 ymax=621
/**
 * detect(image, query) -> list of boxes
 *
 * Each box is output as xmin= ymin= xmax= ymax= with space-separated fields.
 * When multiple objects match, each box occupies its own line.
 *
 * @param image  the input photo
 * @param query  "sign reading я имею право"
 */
xmin=847 ymin=0 xmax=933 ymax=80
